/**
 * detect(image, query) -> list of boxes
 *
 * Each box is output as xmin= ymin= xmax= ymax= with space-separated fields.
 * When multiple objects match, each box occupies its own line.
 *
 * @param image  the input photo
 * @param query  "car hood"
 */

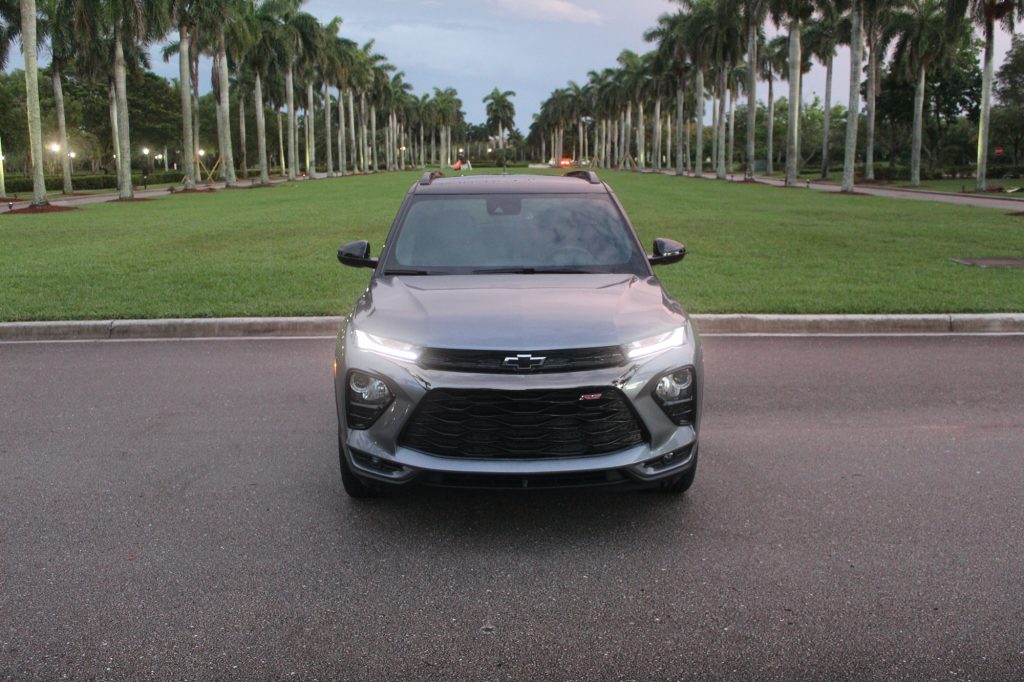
xmin=350 ymin=274 xmax=685 ymax=350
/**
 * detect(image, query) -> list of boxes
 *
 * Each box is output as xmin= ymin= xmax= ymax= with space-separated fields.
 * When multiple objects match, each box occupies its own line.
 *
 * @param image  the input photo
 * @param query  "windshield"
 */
xmin=381 ymin=194 xmax=650 ymax=275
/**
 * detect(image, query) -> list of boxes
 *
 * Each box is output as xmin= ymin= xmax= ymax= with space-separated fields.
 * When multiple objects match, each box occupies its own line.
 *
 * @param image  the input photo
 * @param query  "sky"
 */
xmin=9 ymin=0 xmax=1022 ymax=131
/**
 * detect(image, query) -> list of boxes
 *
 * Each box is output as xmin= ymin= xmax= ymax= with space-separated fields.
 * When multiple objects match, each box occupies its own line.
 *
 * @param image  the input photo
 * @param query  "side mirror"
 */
xmin=648 ymin=238 xmax=686 ymax=267
xmin=337 ymin=240 xmax=378 ymax=269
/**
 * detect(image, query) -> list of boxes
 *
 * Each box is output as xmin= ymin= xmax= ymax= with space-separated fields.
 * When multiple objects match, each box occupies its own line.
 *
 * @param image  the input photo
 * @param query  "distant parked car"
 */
xmin=333 ymin=170 xmax=703 ymax=497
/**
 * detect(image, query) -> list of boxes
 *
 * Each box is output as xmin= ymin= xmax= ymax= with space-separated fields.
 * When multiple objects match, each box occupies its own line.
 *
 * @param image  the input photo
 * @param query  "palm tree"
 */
xmin=863 ymin=0 xmax=906 ymax=181
xmin=842 ymin=0 xmax=865 ymax=192
xmin=167 ymin=0 xmax=198 ymax=189
xmin=0 ymin=0 xmax=14 ymax=197
xmin=761 ymin=35 xmax=788 ymax=174
xmin=38 ymin=0 xmax=75 ymax=194
xmin=770 ymin=0 xmax=816 ymax=186
xmin=645 ymin=10 xmax=694 ymax=175
xmin=242 ymin=0 xmax=283 ymax=185
xmin=742 ymin=0 xmax=769 ymax=178
xmin=21 ymin=0 xmax=48 ymax=205
xmin=678 ymin=0 xmax=722 ymax=178
xmin=483 ymin=87 xmax=516 ymax=151
xmin=77 ymin=0 xmax=166 ymax=199
xmin=890 ymin=0 xmax=968 ymax=185
xmin=805 ymin=0 xmax=851 ymax=178
xmin=275 ymin=2 xmax=318 ymax=180
xmin=947 ymin=0 xmax=1024 ymax=190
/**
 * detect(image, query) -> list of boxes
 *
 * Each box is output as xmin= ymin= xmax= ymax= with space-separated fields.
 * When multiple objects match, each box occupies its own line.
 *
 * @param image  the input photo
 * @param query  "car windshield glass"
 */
xmin=383 ymin=194 xmax=649 ymax=275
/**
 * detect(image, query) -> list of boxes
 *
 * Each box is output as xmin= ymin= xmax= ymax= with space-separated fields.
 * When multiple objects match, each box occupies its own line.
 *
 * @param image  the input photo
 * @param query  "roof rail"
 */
xmin=419 ymin=171 xmax=444 ymax=186
xmin=564 ymin=170 xmax=601 ymax=184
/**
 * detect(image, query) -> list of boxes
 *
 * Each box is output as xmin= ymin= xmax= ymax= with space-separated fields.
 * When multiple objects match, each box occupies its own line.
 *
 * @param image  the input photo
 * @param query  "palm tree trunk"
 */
xmin=51 ymin=64 xmax=72 ymax=194
xmin=20 ymin=0 xmax=47 ymax=205
xmin=820 ymin=55 xmax=833 ymax=179
xmin=324 ymin=86 xmax=333 ymax=176
xmin=637 ymin=101 xmax=646 ymax=170
xmin=419 ymin=125 xmax=424 ymax=168
xmin=745 ymin=19 xmax=758 ymax=179
xmin=695 ymin=68 xmax=705 ymax=178
xmin=286 ymin=64 xmax=297 ymax=180
xmin=359 ymin=93 xmax=368 ymax=172
xmin=664 ymin=109 xmax=671 ymax=170
xmin=766 ymin=78 xmax=775 ymax=175
xmin=276 ymin=107 xmax=286 ymax=177
xmin=911 ymin=63 xmax=926 ymax=187
xmin=113 ymin=28 xmax=134 ymax=199
xmin=239 ymin=95 xmax=248 ymax=179
xmin=216 ymin=32 xmax=236 ymax=186
xmin=254 ymin=72 xmax=269 ymax=185
xmin=977 ymin=19 xmax=996 ymax=191
xmin=347 ymin=91 xmax=356 ymax=172
xmin=342 ymin=87 xmax=350 ymax=175
xmin=306 ymin=83 xmax=316 ymax=175
xmin=685 ymin=118 xmax=692 ymax=173
xmin=727 ymin=87 xmax=736 ymax=175
xmin=785 ymin=18 xmax=801 ymax=186
xmin=370 ymin=104 xmax=378 ymax=171
xmin=842 ymin=0 xmax=864 ymax=193
xmin=865 ymin=25 xmax=878 ymax=181
xmin=653 ymin=97 xmax=662 ymax=171
xmin=0 ymin=135 xmax=6 ymax=197
xmin=716 ymin=69 xmax=727 ymax=179
xmin=178 ymin=25 xmax=196 ymax=190
xmin=109 ymin=82 xmax=121 ymax=184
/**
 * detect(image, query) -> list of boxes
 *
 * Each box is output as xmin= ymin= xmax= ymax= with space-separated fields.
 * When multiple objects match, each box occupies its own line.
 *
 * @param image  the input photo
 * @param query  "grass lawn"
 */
xmin=1 ymin=168 xmax=1022 ymax=321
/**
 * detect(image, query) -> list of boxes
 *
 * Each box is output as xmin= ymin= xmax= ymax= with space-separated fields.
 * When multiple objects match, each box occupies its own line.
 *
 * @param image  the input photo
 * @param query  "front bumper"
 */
xmin=334 ymin=326 xmax=703 ymax=489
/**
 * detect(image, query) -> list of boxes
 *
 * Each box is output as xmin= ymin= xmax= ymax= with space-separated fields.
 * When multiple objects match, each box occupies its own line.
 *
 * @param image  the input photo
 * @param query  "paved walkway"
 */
xmin=747 ymin=174 xmax=1024 ymax=212
xmin=0 ymin=175 xmax=304 ymax=213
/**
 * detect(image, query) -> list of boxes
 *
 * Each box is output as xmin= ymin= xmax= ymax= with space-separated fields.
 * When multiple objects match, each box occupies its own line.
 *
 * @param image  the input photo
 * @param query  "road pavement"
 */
xmin=2 ymin=335 xmax=1023 ymax=680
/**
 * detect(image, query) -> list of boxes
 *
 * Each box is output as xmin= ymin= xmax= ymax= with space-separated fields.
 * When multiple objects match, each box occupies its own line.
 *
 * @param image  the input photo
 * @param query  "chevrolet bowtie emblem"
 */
xmin=503 ymin=353 xmax=547 ymax=370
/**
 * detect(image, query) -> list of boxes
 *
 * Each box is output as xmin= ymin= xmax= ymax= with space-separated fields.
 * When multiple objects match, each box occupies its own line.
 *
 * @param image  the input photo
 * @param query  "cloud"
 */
xmin=492 ymin=0 xmax=602 ymax=25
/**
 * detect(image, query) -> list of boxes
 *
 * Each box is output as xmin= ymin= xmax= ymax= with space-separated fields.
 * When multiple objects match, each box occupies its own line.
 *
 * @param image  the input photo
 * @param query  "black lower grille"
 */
xmin=418 ymin=346 xmax=624 ymax=373
xmin=399 ymin=387 xmax=645 ymax=459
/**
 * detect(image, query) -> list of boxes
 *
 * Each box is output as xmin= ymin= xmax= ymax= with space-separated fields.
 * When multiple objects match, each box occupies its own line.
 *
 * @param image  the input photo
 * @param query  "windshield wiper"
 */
xmin=471 ymin=267 xmax=596 ymax=275
xmin=381 ymin=268 xmax=440 ymax=276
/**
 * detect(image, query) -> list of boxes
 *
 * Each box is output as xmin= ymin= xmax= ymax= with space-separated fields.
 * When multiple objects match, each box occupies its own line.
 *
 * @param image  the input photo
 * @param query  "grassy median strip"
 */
xmin=1 ymin=169 xmax=1022 ymax=321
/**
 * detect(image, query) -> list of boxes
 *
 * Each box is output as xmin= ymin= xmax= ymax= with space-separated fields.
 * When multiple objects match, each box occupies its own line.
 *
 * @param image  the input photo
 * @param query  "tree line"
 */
xmin=0 ymin=0 xmax=524 ymax=206
xmin=531 ymin=0 xmax=1023 ymax=192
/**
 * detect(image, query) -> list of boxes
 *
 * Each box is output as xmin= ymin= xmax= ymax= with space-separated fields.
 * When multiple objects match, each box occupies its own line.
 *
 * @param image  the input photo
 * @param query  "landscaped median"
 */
xmin=1 ymin=169 xmax=1022 ymax=323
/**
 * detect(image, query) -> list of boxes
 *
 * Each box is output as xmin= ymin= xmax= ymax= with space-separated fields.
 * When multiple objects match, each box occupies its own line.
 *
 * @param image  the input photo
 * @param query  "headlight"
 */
xmin=346 ymin=370 xmax=393 ymax=429
xmin=353 ymin=329 xmax=421 ymax=362
xmin=652 ymin=366 xmax=696 ymax=426
xmin=625 ymin=326 xmax=687 ymax=359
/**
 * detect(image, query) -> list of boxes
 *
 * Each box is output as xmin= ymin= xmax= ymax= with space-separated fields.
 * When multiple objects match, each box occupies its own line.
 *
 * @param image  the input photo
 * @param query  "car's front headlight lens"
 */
xmin=346 ymin=370 xmax=393 ymax=429
xmin=655 ymin=368 xmax=693 ymax=402
xmin=625 ymin=326 xmax=687 ymax=359
xmin=652 ymin=366 xmax=697 ymax=426
xmin=353 ymin=329 xmax=421 ymax=362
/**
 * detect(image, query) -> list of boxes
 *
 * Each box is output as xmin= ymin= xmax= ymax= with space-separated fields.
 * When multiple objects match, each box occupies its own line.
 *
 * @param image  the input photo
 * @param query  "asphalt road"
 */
xmin=2 ymin=335 xmax=1023 ymax=681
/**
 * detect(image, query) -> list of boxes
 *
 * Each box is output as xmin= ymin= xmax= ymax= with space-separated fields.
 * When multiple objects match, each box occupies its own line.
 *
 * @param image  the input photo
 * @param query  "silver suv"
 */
xmin=333 ymin=171 xmax=702 ymax=497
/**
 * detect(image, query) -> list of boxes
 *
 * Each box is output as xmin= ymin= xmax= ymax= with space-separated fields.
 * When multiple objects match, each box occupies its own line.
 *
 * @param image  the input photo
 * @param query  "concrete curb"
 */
xmin=2 ymin=314 xmax=1024 ymax=342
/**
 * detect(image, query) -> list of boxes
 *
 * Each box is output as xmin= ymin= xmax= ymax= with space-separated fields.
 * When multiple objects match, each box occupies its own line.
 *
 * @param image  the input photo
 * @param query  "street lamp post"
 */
xmin=142 ymin=147 xmax=150 ymax=189
xmin=68 ymin=151 xmax=76 ymax=176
